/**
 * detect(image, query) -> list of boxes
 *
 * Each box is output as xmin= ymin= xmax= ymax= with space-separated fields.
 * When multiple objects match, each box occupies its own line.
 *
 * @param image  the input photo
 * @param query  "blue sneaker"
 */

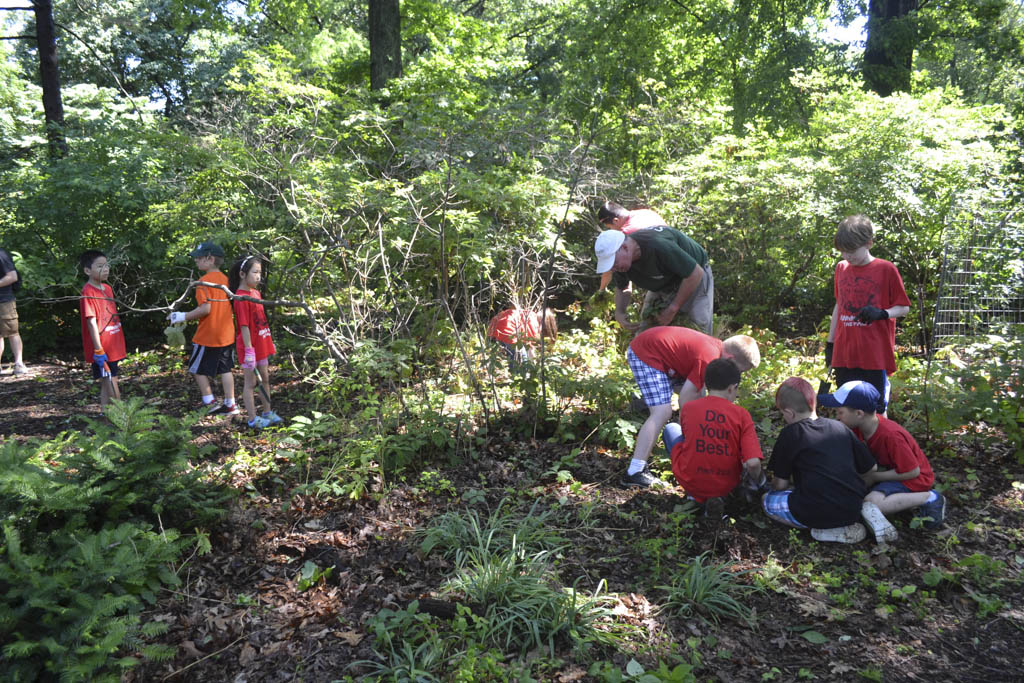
xmin=248 ymin=416 xmax=271 ymax=429
xmin=916 ymin=492 xmax=946 ymax=530
xmin=261 ymin=410 xmax=283 ymax=425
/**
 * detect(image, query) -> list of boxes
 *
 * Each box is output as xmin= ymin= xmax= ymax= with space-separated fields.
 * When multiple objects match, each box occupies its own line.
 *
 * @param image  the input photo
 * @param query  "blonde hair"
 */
xmin=834 ymin=215 xmax=875 ymax=252
xmin=721 ymin=335 xmax=760 ymax=371
xmin=776 ymin=376 xmax=815 ymax=413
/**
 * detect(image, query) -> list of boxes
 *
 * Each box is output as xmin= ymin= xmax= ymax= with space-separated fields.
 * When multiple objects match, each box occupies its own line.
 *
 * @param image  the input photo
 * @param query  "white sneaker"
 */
xmin=13 ymin=363 xmax=28 ymax=375
xmin=861 ymin=501 xmax=898 ymax=544
xmin=811 ymin=523 xmax=867 ymax=544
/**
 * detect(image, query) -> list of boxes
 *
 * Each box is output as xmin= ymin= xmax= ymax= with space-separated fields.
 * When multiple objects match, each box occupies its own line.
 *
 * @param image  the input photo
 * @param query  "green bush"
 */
xmin=0 ymin=399 xmax=228 ymax=680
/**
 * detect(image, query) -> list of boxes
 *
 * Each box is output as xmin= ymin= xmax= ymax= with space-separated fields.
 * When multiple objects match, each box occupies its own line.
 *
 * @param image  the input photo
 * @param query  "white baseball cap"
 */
xmin=594 ymin=230 xmax=626 ymax=274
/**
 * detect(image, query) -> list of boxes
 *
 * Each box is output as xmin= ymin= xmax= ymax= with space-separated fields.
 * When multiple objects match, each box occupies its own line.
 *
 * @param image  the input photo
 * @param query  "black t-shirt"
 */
xmin=612 ymin=227 xmax=708 ymax=293
xmin=0 ymin=248 xmax=16 ymax=303
xmin=768 ymin=417 xmax=876 ymax=528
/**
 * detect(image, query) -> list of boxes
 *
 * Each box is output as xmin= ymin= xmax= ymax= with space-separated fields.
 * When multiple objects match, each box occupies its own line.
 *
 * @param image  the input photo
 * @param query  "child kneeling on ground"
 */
xmin=819 ymin=380 xmax=946 ymax=543
xmin=763 ymin=377 xmax=878 ymax=543
xmin=662 ymin=358 xmax=765 ymax=518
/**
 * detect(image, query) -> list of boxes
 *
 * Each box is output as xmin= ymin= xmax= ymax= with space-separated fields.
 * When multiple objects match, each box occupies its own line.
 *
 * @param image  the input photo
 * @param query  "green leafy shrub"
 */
xmin=898 ymin=334 xmax=1024 ymax=461
xmin=0 ymin=399 xmax=228 ymax=680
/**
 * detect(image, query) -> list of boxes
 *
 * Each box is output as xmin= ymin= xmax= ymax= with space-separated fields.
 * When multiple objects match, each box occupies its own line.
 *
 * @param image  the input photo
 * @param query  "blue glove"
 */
xmin=93 ymin=351 xmax=108 ymax=367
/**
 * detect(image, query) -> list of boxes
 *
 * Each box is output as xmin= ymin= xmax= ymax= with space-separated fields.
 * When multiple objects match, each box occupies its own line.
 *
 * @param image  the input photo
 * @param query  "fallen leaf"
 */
xmin=336 ymin=630 xmax=364 ymax=646
xmin=239 ymin=643 xmax=257 ymax=666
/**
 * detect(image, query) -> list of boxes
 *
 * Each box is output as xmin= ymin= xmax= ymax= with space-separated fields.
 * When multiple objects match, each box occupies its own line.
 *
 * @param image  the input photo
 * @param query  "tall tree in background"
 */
xmin=2 ymin=0 xmax=66 ymax=156
xmin=864 ymin=0 xmax=918 ymax=96
xmin=369 ymin=0 xmax=400 ymax=89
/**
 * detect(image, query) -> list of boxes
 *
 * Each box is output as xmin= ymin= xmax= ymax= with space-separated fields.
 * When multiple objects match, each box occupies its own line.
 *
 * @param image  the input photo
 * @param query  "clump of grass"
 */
xmin=444 ymin=538 xmax=630 ymax=655
xmin=659 ymin=552 xmax=762 ymax=627
xmin=416 ymin=497 xmax=567 ymax=558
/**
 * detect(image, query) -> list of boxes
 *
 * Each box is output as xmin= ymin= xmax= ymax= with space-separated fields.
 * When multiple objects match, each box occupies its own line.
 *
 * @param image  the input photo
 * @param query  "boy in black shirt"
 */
xmin=762 ymin=377 xmax=878 ymax=543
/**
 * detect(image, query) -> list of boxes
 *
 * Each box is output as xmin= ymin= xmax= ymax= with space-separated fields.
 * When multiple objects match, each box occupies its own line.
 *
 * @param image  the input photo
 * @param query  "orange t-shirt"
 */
xmin=192 ymin=271 xmax=235 ymax=347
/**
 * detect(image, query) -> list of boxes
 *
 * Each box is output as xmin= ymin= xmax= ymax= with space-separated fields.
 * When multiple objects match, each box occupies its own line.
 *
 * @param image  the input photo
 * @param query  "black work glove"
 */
xmin=824 ymin=341 xmax=834 ymax=368
xmin=856 ymin=306 xmax=889 ymax=323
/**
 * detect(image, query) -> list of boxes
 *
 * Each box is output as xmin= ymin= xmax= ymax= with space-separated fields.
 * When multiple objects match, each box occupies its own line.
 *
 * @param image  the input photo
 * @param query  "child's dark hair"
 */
xmin=79 ymin=250 xmax=106 ymax=273
xmin=705 ymin=358 xmax=741 ymax=391
xmin=228 ymin=254 xmax=264 ymax=293
xmin=597 ymin=201 xmax=629 ymax=226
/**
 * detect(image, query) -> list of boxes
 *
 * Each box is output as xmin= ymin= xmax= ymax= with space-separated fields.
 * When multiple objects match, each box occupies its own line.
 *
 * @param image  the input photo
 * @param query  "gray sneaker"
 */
xmin=861 ymin=501 xmax=899 ymax=544
xmin=811 ymin=523 xmax=867 ymax=544
xmin=621 ymin=468 xmax=667 ymax=488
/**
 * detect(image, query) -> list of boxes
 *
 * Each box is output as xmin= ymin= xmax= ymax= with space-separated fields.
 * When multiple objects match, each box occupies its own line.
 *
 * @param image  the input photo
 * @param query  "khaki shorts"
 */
xmin=0 ymin=300 xmax=18 ymax=337
xmin=640 ymin=263 xmax=715 ymax=334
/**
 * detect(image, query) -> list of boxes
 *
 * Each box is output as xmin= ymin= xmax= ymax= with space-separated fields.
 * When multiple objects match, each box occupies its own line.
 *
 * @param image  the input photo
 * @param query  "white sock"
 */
xmin=628 ymin=458 xmax=647 ymax=475
xmin=224 ymin=398 xmax=236 ymax=407
xmin=926 ymin=490 xmax=939 ymax=503
xmin=202 ymin=394 xmax=215 ymax=405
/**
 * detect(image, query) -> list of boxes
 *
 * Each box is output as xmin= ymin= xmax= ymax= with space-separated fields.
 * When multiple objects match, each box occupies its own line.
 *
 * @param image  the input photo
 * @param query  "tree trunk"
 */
xmin=864 ymin=0 xmax=918 ymax=97
xmin=34 ymin=0 xmax=66 ymax=157
xmin=369 ymin=0 xmax=401 ymax=91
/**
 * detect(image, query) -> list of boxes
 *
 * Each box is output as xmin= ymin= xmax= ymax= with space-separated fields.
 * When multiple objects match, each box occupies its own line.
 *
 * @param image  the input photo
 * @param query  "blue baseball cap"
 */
xmin=817 ymin=380 xmax=880 ymax=412
xmin=189 ymin=241 xmax=225 ymax=259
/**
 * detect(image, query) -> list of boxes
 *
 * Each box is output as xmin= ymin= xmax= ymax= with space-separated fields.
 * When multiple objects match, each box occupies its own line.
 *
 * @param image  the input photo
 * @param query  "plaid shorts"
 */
xmin=763 ymin=490 xmax=807 ymax=528
xmin=627 ymin=347 xmax=672 ymax=407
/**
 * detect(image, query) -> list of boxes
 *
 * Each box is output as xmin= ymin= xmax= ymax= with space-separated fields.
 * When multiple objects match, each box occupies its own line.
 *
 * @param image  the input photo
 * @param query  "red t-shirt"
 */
xmin=629 ymin=326 xmax=723 ymax=390
xmin=80 ymin=282 xmax=126 ymax=363
xmin=487 ymin=309 xmax=541 ymax=345
xmin=671 ymin=396 xmax=763 ymax=502
xmin=833 ymin=258 xmax=910 ymax=373
xmin=621 ymin=209 xmax=667 ymax=234
xmin=855 ymin=415 xmax=934 ymax=491
xmin=233 ymin=289 xmax=276 ymax=361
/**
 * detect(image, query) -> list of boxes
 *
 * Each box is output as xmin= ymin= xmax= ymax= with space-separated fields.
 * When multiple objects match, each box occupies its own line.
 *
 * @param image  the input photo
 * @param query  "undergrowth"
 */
xmin=0 ymin=399 xmax=230 ymax=681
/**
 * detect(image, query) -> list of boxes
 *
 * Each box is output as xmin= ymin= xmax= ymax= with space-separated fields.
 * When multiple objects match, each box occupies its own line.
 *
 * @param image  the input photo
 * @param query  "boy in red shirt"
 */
xmin=825 ymin=215 xmax=911 ymax=414
xmin=665 ymin=358 xmax=764 ymax=517
xmin=168 ymin=241 xmax=237 ymax=415
xmin=820 ymin=380 xmax=947 ymax=542
xmin=79 ymin=250 xmax=126 ymax=412
xmin=486 ymin=307 xmax=557 ymax=369
xmin=623 ymin=326 xmax=760 ymax=488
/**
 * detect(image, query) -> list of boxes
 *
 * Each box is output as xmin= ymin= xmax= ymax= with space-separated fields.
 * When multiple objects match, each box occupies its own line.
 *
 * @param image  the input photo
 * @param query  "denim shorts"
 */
xmin=763 ymin=490 xmax=807 ymax=528
xmin=870 ymin=480 xmax=911 ymax=496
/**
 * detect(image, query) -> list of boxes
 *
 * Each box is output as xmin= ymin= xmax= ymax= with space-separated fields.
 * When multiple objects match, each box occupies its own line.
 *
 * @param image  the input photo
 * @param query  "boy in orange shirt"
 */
xmin=79 ymin=250 xmax=125 ymax=412
xmin=168 ymin=241 xmax=237 ymax=414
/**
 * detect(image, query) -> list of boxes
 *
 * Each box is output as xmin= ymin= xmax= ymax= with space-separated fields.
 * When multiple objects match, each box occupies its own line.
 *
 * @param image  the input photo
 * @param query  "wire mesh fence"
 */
xmin=932 ymin=220 xmax=1024 ymax=349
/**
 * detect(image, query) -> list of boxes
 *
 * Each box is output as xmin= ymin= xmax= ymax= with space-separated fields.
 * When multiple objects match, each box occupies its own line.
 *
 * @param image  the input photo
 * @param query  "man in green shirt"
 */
xmin=595 ymin=227 xmax=714 ymax=334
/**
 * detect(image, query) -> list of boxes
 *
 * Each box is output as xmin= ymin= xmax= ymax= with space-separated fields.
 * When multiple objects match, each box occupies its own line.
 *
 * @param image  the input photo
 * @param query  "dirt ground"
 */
xmin=2 ymin=357 xmax=1023 ymax=682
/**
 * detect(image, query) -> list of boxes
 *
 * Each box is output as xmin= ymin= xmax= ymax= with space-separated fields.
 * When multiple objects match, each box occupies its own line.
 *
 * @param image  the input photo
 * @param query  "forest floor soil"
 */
xmin=3 ymin=358 xmax=1023 ymax=682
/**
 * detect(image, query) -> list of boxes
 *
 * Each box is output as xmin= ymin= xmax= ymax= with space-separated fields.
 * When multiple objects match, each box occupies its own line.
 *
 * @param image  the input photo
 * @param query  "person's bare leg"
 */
xmin=257 ymin=365 xmax=272 ymax=412
xmin=9 ymin=333 xmax=24 ymax=367
xmin=871 ymin=491 xmax=930 ymax=515
xmin=220 ymin=371 xmax=235 ymax=402
xmin=242 ymin=368 xmax=257 ymax=419
xmin=194 ymin=373 xmax=213 ymax=398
